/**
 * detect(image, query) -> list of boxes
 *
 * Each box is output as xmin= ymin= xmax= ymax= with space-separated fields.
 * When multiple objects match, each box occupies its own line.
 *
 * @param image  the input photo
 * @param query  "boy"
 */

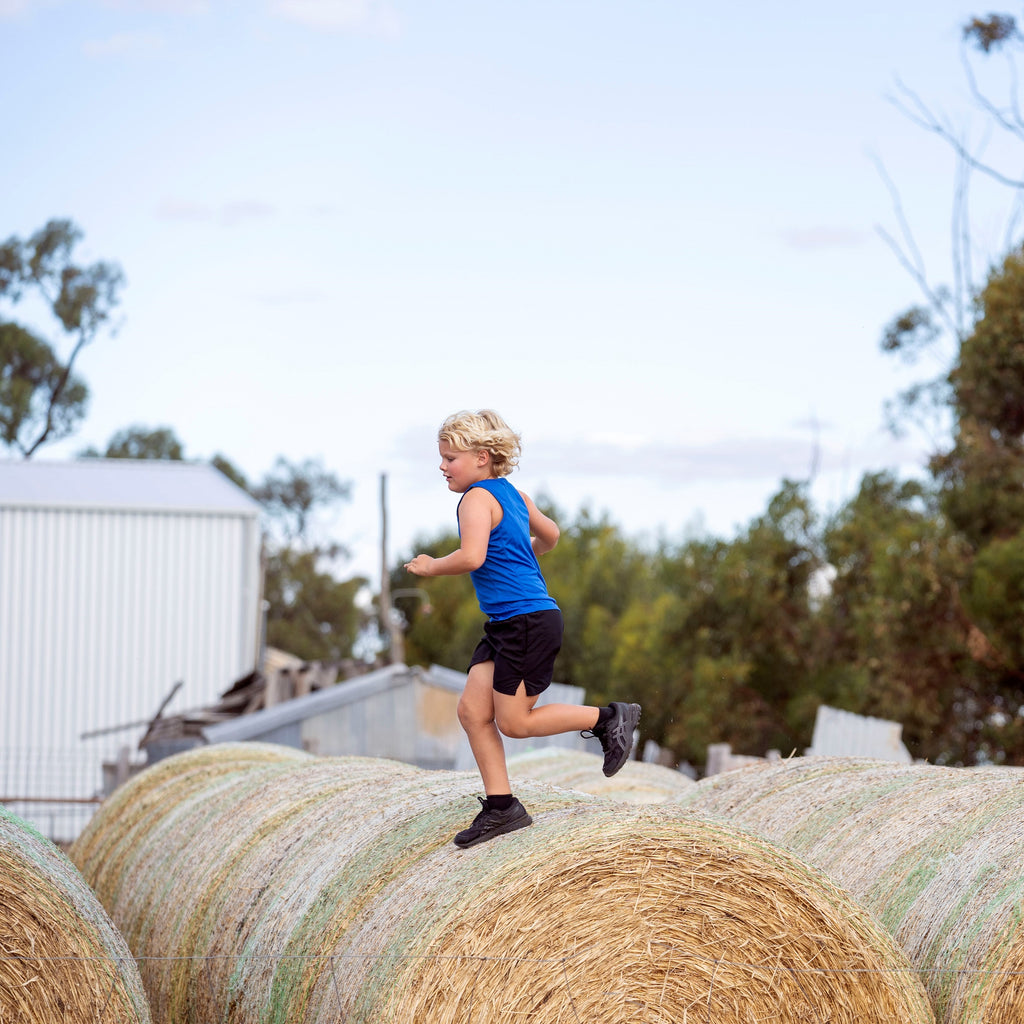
xmin=405 ymin=410 xmax=641 ymax=848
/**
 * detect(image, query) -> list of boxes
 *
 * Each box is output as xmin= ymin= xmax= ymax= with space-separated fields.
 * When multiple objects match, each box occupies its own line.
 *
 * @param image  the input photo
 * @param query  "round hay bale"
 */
xmin=507 ymin=747 xmax=695 ymax=803
xmin=0 ymin=806 xmax=150 ymax=1023
xmin=678 ymin=756 xmax=1024 ymax=1024
xmin=71 ymin=741 xmax=313 ymax=910
xmin=73 ymin=745 xmax=934 ymax=1024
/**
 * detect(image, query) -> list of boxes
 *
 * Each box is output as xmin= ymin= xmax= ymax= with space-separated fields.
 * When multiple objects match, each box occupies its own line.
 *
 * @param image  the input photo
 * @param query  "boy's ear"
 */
xmin=476 ymin=448 xmax=491 ymax=466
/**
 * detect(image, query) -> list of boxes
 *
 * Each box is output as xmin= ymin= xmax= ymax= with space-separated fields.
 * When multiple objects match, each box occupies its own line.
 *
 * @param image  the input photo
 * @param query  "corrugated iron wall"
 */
xmin=0 ymin=503 xmax=261 ymax=840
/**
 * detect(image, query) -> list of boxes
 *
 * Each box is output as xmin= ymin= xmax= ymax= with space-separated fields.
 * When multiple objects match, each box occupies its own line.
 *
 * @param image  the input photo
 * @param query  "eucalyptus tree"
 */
xmin=0 ymin=219 xmax=123 ymax=456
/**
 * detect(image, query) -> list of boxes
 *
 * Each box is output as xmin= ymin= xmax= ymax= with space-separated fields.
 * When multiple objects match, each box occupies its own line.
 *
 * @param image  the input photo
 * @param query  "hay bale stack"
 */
xmin=678 ymin=756 xmax=1024 ymax=1024
xmin=72 ymin=741 xmax=312 ymax=922
xmin=0 ymin=806 xmax=150 ymax=1023
xmin=72 ymin=744 xmax=935 ymax=1024
xmin=507 ymin=747 xmax=695 ymax=802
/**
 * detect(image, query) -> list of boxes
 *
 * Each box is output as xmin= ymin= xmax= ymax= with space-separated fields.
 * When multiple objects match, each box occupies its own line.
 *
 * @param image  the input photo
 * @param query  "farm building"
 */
xmin=144 ymin=661 xmax=599 ymax=770
xmin=0 ymin=458 xmax=263 ymax=840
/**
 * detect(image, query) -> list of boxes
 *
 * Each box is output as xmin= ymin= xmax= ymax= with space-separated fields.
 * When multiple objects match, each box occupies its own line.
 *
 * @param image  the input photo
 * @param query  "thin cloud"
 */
xmin=269 ymin=0 xmax=399 ymax=34
xmin=538 ymin=437 xmax=820 ymax=483
xmin=156 ymin=199 xmax=213 ymax=222
xmin=222 ymin=200 xmax=276 ymax=226
xmin=3 ymin=0 xmax=209 ymax=19
xmin=0 ymin=0 xmax=51 ymax=15
xmin=83 ymin=30 xmax=163 ymax=57
xmin=389 ymin=422 xmax=925 ymax=489
xmin=790 ymin=415 xmax=836 ymax=432
xmin=529 ymin=434 xmax=922 ymax=485
xmin=100 ymin=0 xmax=209 ymax=11
xmin=252 ymin=288 xmax=327 ymax=305
xmin=156 ymin=199 xmax=277 ymax=226
xmin=778 ymin=226 xmax=867 ymax=250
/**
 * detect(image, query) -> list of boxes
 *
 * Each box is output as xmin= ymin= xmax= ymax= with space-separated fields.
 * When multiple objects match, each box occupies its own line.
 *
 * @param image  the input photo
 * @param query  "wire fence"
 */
xmin=0 ymin=798 xmax=99 ymax=847
xmin=0 ymin=948 xmax=1016 ymax=1023
xmin=0 ymin=745 xmax=137 ymax=843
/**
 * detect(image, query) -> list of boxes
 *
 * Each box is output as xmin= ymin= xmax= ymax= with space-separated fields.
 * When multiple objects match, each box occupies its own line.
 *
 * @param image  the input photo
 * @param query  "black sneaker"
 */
xmin=453 ymin=796 xmax=532 ymax=849
xmin=584 ymin=702 xmax=641 ymax=777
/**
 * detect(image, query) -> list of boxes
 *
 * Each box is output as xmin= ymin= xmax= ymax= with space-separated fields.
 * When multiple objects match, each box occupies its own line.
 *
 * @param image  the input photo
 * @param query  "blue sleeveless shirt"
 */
xmin=458 ymin=478 xmax=558 ymax=621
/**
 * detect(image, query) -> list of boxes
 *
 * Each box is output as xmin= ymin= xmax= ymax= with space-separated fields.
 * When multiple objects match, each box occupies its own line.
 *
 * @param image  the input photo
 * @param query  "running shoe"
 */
xmin=586 ymin=701 xmax=641 ymax=777
xmin=453 ymin=796 xmax=532 ymax=848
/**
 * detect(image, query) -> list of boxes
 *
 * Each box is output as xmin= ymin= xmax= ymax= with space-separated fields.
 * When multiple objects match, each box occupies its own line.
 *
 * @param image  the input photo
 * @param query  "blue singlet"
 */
xmin=458 ymin=478 xmax=559 ymax=621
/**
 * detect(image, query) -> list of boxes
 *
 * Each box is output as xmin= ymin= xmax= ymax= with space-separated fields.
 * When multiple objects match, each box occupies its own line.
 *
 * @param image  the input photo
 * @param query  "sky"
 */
xmin=1 ymin=0 xmax=1018 ymax=588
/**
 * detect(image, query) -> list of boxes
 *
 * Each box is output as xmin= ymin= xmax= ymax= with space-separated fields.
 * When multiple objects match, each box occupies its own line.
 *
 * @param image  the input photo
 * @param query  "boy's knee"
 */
xmin=495 ymin=713 xmax=530 ymax=740
xmin=458 ymin=698 xmax=489 ymax=730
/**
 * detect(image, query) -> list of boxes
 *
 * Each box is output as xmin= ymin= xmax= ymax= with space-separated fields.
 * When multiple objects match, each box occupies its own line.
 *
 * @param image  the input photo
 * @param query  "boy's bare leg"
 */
xmin=493 ymin=684 xmax=601 ymax=740
xmin=494 ymin=686 xmax=641 ymax=779
xmin=457 ymin=662 xmax=511 ymax=795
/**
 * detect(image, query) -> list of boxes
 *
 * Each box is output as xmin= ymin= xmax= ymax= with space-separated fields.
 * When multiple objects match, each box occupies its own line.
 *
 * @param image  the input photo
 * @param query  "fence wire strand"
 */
xmin=2 ymin=945 xmax=1022 ymax=977
xmin=2 ymin=945 xmax=1020 ymax=1022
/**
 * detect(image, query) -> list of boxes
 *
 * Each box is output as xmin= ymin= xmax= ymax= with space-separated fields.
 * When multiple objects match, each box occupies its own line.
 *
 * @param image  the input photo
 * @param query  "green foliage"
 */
xmin=398 ymin=530 xmax=484 ymax=671
xmin=262 ymin=548 xmax=365 ymax=663
xmin=80 ymin=424 xmax=185 ymax=460
xmin=821 ymin=472 xmax=975 ymax=762
xmin=0 ymin=219 xmax=123 ymax=457
xmin=208 ymin=453 xmax=250 ymax=491
xmin=0 ymin=321 xmax=88 ymax=450
xmin=248 ymin=458 xmax=358 ymax=662
xmin=540 ymin=505 xmax=653 ymax=698
xmin=877 ymin=43 xmax=1024 ymax=760
xmin=957 ymin=250 xmax=1024 ymax=439
xmin=392 ymin=466 xmax=1024 ymax=767
xmin=638 ymin=482 xmax=825 ymax=760
xmin=881 ymin=304 xmax=942 ymax=358
xmin=932 ymin=246 xmax=1024 ymax=546
xmin=963 ymin=13 xmax=1019 ymax=52
xmin=400 ymin=483 xmax=832 ymax=765
xmin=966 ymin=533 xmax=1024 ymax=668
xmin=931 ymin=421 xmax=1024 ymax=546
xmin=252 ymin=456 xmax=351 ymax=549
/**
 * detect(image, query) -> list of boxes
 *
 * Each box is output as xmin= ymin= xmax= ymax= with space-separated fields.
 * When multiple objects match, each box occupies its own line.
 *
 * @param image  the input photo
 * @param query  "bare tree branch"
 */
xmin=871 ymin=152 xmax=965 ymax=348
xmin=888 ymin=75 xmax=1024 ymax=190
xmin=951 ymin=142 xmax=973 ymax=334
xmin=960 ymin=41 xmax=1024 ymax=139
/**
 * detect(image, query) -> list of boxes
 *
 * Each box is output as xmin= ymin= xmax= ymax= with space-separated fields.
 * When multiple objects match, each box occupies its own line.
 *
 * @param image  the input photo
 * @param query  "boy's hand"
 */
xmin=405 ymin=554 xmax=436 ymax=576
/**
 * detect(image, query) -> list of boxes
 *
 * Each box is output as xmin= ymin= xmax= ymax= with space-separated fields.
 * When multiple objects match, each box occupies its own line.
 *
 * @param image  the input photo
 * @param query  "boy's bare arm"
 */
xmin=405 ymin=489 xmax=493 ymax=577
xmin=521 ymin=491 xmax=559 ymax=555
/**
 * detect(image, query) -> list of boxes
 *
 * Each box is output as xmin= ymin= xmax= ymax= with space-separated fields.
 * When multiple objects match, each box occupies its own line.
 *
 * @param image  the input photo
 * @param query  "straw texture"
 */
xmin=677 ymin=756 xmax=1024 ymax=1024
xmin=0 ymin=806 xmax=150 ymax=1023
xmin=72 ymin=743 xmax=935 ymax=1024
xmin=507 ymin=747 xmax=695 ymax=802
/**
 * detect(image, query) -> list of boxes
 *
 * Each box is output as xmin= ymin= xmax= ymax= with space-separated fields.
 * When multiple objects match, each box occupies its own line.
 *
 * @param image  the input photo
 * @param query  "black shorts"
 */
xmin=468 ymin=608 xmax=564 ymax=697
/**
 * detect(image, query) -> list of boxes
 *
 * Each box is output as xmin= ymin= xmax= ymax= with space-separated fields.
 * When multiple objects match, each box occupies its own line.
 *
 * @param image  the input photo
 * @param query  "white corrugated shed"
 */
xmin=804 ymin=704 xmax=913 ymax=762
xmin=0 ymin=459 xmax=263 ymax=839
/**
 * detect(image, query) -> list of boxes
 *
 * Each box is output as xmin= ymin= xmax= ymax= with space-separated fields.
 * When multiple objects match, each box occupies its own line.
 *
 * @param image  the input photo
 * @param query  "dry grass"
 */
xmin=0 ymin=806 xmax=150 ymax=1023
xmin=678 ymin=756 xmax=1024 ymax=1024
xmin=507 ymin=747 xmax=695 ymax=803
xmin=71 ymin=744 xmax=935 ymax=1024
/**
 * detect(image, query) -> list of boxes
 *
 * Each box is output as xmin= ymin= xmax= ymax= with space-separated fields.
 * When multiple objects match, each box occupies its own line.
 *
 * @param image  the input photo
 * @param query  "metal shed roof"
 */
xmin=0 ymin=459 xmax=260 ymax=515
xmin=201 ymin=664 xmax=451 ymax=744
xmin=199 ymin=662 xmax=593 ymax=770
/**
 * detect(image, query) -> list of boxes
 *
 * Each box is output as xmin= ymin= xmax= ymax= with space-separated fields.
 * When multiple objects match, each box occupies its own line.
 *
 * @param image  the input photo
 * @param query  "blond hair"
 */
xmin=438 ymin=410 xmax=521 ymax=477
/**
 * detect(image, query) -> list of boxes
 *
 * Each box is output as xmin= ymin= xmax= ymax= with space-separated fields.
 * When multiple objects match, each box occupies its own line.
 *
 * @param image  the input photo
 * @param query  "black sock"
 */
xmin=487 ymin=793 xmax=514 ymax=811
xmin=596 ymin=706 xmax=614 ymax=728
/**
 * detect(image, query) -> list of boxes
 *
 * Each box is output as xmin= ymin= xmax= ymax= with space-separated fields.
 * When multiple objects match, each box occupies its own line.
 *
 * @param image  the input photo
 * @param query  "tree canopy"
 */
xmin=392 ymin=462 xmax=1024 ymax=767
xmin=0 ymin=219 xmax=123 ymax=457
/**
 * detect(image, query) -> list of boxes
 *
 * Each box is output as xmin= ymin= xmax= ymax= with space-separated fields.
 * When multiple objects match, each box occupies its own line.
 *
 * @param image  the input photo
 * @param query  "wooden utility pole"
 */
xmin=380 ymin=472 xmax=405 ymax=664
